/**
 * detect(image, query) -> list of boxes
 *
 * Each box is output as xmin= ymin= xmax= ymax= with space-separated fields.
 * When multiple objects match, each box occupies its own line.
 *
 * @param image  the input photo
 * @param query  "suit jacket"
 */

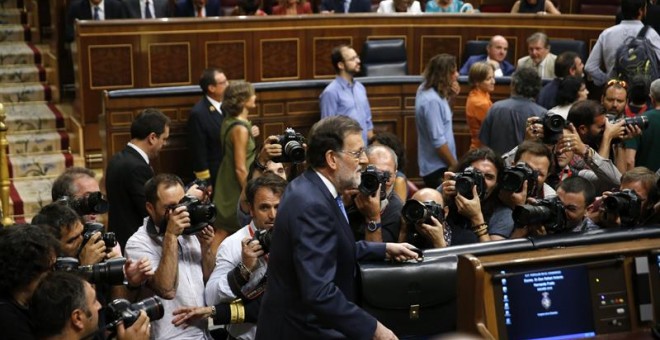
xmin=105 ymin=146 xmax=153 ymax=249
xmin=123 ymin=0 xmax=170 ymax=18
xmin=319 ymin=0 xmax=371 ymax=13
xmin=516 ymin=53 xmax=557 ymax=79
xmin=459 ymin=54 xmax=515 ymax=76
xmin=65 ymin=0 xmax=126 ymax=42
xmin=256 ymin=169 xmax=386 ymax=340
xmin=187 ymin=96 xmax=224 ymax=185
xmin=174 ymin=0 xmax=222 ymax=17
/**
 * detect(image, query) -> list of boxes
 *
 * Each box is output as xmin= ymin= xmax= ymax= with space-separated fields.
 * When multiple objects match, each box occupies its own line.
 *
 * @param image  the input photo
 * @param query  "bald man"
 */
xmin=460 ymin=35 xmax=515 ymax=76
xmin=402 ymin=188 xmax=450 ymax=249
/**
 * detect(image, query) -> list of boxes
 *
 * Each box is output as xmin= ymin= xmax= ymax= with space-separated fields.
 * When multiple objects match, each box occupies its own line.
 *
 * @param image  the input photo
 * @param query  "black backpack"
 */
xmin=614 ymin=25 xmax=660 ymax=83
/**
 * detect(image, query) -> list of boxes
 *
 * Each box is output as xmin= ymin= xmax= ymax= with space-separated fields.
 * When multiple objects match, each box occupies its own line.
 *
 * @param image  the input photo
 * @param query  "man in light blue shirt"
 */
xmin=320 ymin=45 xmax=374 ymax=144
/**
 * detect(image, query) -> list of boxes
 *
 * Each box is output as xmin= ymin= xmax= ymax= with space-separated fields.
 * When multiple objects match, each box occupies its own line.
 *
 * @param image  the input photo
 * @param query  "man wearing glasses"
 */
xmin=256 ymin=116 xmax=419 ymax=340
xmin=320 ymin=45 xmax=374 ymax=145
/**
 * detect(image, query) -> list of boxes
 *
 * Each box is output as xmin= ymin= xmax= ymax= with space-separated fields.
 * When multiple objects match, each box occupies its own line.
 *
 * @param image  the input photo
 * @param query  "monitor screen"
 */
xmin=497 ymin=265 xmax=596 ymax=340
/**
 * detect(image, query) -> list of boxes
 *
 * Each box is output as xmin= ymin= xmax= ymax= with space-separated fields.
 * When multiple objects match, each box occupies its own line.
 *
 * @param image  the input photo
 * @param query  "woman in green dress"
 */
xmin=213 ymin=81 xmax=257 ymax=251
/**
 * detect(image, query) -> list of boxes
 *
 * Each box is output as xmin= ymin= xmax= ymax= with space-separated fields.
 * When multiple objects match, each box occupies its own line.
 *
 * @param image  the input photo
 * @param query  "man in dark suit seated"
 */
xmin=105 ymin=108 xmax=171 ymax=249
xmin=459 ymin=35 xmax=515 ymax=77
xmin=174 ymin=0 xmax=223 ymax=17
xmin=187 ymin=68 xmax=228 ymax=190
xmin=319 ymin=0 xmax=372 ymax=13
xmin=123 ymin=0 xmax=170 ymax=18
xmin=256 ymin=115 xmax=419 ymax=340
xmin=65 ymin=0 xmax=127 ymax=42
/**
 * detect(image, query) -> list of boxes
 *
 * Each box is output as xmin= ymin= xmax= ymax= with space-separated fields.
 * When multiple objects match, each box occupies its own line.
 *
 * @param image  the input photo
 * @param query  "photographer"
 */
xmin=175 ymin=174 xmax=287 ymax=339
xmin=441 ymin=147 xmax=513 ymax=243
xmin=0 ymin=224 xmax=59 ymax=339
xmin=51 ymin=167 xmax=105 ymax=223
xmin=31 ymin=272 xmax=150 ymax=340
xmin=403 ymin=188 xmax=451 ymax=249
xmin=499 ymin=141 xmax=556 ymax=209
xmin=125 ymin=174 xmax=215 ymax=339
xmin=347 ymin=145 xmax=402 ymax=242
xmin=556 ymin=177 xmax=599 ymax=233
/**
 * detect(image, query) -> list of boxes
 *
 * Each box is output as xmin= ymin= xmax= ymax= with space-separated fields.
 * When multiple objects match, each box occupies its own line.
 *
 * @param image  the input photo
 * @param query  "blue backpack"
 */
xmin=614 ymin=25 xmax=660 ymax=83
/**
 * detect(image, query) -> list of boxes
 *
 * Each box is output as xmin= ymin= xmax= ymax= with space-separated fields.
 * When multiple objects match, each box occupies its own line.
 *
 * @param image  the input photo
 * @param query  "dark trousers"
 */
xmin=422 ymin=167 xmax=447 ymax=190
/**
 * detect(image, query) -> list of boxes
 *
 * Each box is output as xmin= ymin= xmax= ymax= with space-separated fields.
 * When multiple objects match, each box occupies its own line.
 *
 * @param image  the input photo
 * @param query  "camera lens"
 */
xmin=284 ymin=141 xmax=305 ymax=163
xmin=455 ymin=176 xmax=475 ymax=199
xmin=131 ymin=297 xmax=164 ymax=323
xmin=513 ymin=204 xmax=552 ymax=226
xmin=402 ymin=200 xmax=426 ymax=224
xmin=624 ymin=116 xmax=649 ymax=130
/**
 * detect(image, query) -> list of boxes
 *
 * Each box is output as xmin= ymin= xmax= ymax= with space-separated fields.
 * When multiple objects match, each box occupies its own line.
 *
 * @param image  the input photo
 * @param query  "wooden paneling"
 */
xmin=148 ymin=42 xmax=191 ymax=86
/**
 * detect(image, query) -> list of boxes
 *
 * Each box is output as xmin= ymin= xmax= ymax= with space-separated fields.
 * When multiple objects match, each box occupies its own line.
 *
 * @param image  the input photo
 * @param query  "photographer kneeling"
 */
xmin=441 ymin=147 xmax=513 ymax=243
xmin=401 ymin=188 xmax=451 ymax=248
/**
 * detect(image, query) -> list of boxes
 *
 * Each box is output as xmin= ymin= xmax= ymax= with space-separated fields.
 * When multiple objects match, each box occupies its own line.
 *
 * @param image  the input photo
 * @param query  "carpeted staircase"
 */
xmin=1 ymin=0 xmax=83 ymax=223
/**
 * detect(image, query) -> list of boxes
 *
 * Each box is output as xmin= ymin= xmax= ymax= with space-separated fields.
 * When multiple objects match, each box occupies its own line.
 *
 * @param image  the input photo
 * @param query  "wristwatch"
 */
xmin=367 ymin=220 xmax=382 ymax=232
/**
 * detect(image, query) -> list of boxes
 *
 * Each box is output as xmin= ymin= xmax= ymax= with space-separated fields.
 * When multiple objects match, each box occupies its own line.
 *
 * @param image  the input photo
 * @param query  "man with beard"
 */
xmin=554 ymin=177 xmax=600 ymax=233
xmin=566 ymin=100 xmax=628 ymax=161
xmin=602 ymin=80 xmax=628 ymax=117
xmin=320 ymin=45 xmax=374 ymax=144
xmin=537 ymin=51 xmax=585 ymax=110
xmin=256 ymin=116 xmax=419 ymax=340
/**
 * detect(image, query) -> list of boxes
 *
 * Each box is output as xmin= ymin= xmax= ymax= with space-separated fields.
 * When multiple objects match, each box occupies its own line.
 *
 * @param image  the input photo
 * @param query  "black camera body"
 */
xmin=402 ymin=200 xmax=443 ymax=224
xmin=176 ymin=195 xmax=217 ymax=235
xmin=58 ymin=191 xmax=109 ymax=216
xmin=251 ymin=228 xmax=273 ymax=255
xmin=454 ymin=166 xmax=486 ymax=200
xmin=272 ymin=127 xmax=306 ymax=164
xmin=540 ymin=114 xmax=567 ymax=145
xmin=54 ymin=256 xmax=126 ymax=285
xmin=106 ymin=297 xmax=164 ymax=330
xmin=603 ymin=189 xmax=642 ymax=227
xmin=606 ymin=115 xmax=649 ymax=143
xmin=81 ymin=222 xmax=117 ymax=251
xmin=512 ymin=197 xmax=568 ymax=234
xmin=502 ymin=162 xmax=539 ymax=198
xmin=359 ymin=165 xmax=391 ymax=200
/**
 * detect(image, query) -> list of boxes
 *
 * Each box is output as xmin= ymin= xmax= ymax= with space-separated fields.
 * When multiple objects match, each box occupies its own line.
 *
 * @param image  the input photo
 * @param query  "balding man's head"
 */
xmin=412 ymin=188 xmax=444 ymax=206
xmin=487 ymin=35 xmax=509 ymax=63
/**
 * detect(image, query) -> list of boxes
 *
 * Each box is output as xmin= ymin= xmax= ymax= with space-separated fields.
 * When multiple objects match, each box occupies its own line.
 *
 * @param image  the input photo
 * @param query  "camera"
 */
xmin=603 ymin=189 xmax=642 ymax=227
xmin=401 ymin=200 xmax=443 ymax=224
xmin=81 ymin=222 xmax=117 ymax=251
xmin=454 ymin=167 xmax=486 ymax=200
xmin=58 ymin=191 xmax=109 ymax=216
xmin=606 ymin=115 xmax=649 ymax=143
xmin=106 ymin=297 xmax=164 ymax=330
xmin=501 ymin=162 xmax=539 ymax=198
xmin=54 ymin=256 xmax=126 ymax=285
xmin=359 ymin=165 xmax=391 ymax=200
xmin=272 ymin=127 xmax=306 ymax=164
xmin=175 ymin=195 xmax=217 ymax=235
xmin=251 ymin=228 xmax=273 ymax=254
xmin=540 ymin=114 xmax=567 ymax=145
xmin=512 ymin=197 xmax=568 ymax=234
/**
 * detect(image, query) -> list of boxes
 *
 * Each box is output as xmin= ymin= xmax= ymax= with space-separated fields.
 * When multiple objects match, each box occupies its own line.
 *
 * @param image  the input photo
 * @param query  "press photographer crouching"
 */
xmin=174 ymin=174 xmax=288 ymax=339
xmin=499 ymin=141 xmax=556 ymax=206
xmin=30 ymin=272 xmax=152 ymax=340
xmin=0 ymin=224 xmax=59 ymax=339
xmin=441 ymin=147 xmax=514 ymax=244
xmin=345 ymin=145 xmax=403 ymax=242
xmin=402 ymin=188 xmax=451 ymax=249
xmin=512 ymin=176 xmax=599 ymax=236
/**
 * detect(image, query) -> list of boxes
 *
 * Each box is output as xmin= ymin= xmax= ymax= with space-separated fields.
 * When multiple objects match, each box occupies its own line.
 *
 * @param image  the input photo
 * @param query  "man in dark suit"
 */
xmin=123 ymin=0 xmax=170 ymax=18
xmin=319 ymin=0 xmax=372 ymax=13
xmin=187 ymin=68 xmax=228 ymax=189
xmin=256 ymin=116 xmax=419 ymax=340
xmin=459 ymin=35 xmax=515 ymax=76
xmin=174 ymin=0 xmax=223 ymax=17
xmin=65 ymin=0 xmax=127 ymax=42
xmin=105 ymin=108 xmax=171 ymax=249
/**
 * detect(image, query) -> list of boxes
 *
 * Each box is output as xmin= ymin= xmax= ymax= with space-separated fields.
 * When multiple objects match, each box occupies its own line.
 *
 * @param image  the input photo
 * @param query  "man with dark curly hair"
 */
xmin=479 ymin=67 xmax=547 ymax=155
xmin=0 ymin=224 xmax=59 ymax=339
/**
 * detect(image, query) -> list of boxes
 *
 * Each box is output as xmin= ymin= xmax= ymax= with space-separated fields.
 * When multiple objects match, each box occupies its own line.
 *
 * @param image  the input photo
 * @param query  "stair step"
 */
xmin=8 ymin=152 xmax=77 ymax=178
xmin=0 ymin=82 xmax=52 ymax=103
xmin=0 ymin=9 xmax=26 ymax=25
xmin=6 ymin=130 xmax=72 ymax=155
xmin=9 ymin=177 xmax=54 ymax=219
xmin=0 ymin=64 xmax=45 ymax=82
xmin=0 ymin=24 xmax=30 ymax=42
xmin=4 ymin=102 xmax=64 ymax=131
xmin=0 ymin=42 xmax=44 ymax=65
xmin=0 ymin=0 xmax=25 ymax=10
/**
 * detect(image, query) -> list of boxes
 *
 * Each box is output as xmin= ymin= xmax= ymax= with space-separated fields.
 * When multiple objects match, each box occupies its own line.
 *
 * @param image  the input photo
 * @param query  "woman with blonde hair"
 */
xmin=466 ymin=62 xmax=495 ymax=150
xmin=272 ymin=0 xmax=312 ymax=15
xmin=213 ymin=81 xmax=257 ymax=251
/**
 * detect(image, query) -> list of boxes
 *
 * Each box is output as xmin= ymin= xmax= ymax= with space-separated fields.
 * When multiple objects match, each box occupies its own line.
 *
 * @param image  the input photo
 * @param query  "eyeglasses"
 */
xmin=337 ymin=148 xmax=366 ymax=160
xmin=606 ymin=79 xmax=627 ymax=90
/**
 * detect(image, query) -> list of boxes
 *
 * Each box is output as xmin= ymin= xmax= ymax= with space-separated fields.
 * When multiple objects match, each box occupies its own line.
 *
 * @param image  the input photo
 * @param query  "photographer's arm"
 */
xmin=197 ymin=225 xmax=216 ymax=283
xmin=455 ymin=187 xmax=491 ymax=242
xmin=147 ymin=206 xmax=188 ymax=300
xmin=354 ymin=187 xmax=383 ymax=242
xmin=597 ymin=119 xmax=625 ymax=159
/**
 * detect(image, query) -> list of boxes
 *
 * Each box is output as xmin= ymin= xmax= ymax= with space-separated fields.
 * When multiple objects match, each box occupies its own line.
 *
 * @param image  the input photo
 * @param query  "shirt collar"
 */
xmin=127 ymin=142 xmax=150 ymax=164
xmin=314 ymin=169 xmax=339 ymax=198
xmin=206 ymin=95 xmax=223 ymax=114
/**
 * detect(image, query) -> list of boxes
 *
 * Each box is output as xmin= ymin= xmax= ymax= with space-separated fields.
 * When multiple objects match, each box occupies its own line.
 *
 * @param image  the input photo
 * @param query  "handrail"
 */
xmin=0 ymin=104 xmax=14 ymax=226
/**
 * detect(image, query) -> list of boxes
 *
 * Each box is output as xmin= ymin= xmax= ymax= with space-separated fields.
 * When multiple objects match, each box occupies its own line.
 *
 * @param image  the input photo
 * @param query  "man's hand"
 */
xmin=251 ymin=125 xmax=260 ymax=138
xmin=78 ymin=232 xmax=106 ymax=265
xmin=384 ymin=242 xmax=420 ymax=262
xmin=622 ymin=123 xmax=643 ymax=140
xmin=559 ymin=123 xmax=586 ymax=156
xmin=525 ymin=116 xmax=543 ymax=142
xmin=450 ymin=81 xmax=460 ymax=97
xmin=455 ymin=185 xmax=483 ymax=222
xmin=186 ymin=184 xmax=205 ymax=201
xmin=172 ymin=306 xmax=213 ymax=328
xmin=498 ymin=180 xmax=528 ymax=209
xmin=117 ymin=311 xmax=150 ymax=340
xmin=241 ymin=236 xmax=264 ymax=272
xmin=196 ymin=225 xmax=214 ymax=250
xmin=165 ymin=206 xmax=190 ymax=237
xmin=124 ymin=257 xmax=154 ymax=288
xmin=354 ymin=184 xmax=382 ymax=221
xmin=603 ymin=118 xmax=626 ymax=144
xmin=415 ymin=216 xmax=447 ymax=248
xmin=258 ymin=135 xmax=282 ymax=165
xmin=441 ymin=171 xmax=457 ymax=200
xmin=373 ymin=321 xmax=398 ymax=340
xmin=106 ymin=243 xmax=123 ymax=260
